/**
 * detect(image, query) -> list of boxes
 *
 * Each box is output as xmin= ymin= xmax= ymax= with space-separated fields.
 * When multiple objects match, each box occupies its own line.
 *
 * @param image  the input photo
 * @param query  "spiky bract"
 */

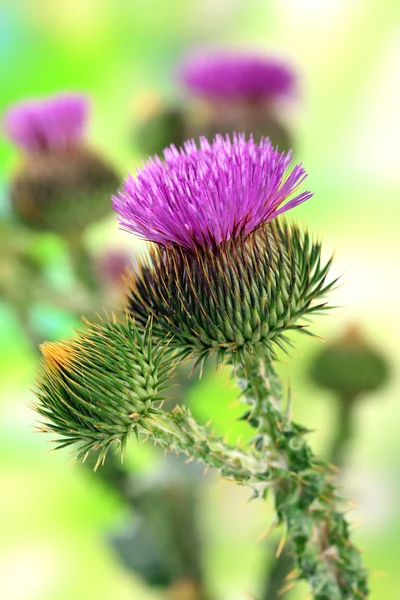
xmin=126 ymin=220 xmax=334 ymax=363
xmin=33 ymin=316 xmax=173 ymax=467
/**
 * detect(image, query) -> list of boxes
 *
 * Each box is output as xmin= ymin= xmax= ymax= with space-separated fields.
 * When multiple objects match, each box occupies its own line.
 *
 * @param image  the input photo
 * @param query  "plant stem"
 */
xmin=147 ymin=354 xmax=369 ymax=599
xmin=65 ymin=231 xmax=99 ymax=293
xmin=261 ymin=548 xmax=294 ymax=600
xmin=329 ymin=396 xmax=356 ymax=469
xmin=260 ymin=386 xmax=359 ymax=598
xmin=86 ymin=452 xmax=209 ymax=599
xmin=239 ymin=353 xmax=368 ymax=599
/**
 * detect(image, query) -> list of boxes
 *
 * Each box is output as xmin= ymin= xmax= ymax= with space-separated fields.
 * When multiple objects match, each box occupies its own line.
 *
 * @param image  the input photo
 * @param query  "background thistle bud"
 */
xmin=33 ymin=316 xmax=173 ymax=467
xmin=309 ymin=324 xmax=390 ymax=401
xmin=4 ymin=94 xmax=120 ymax=234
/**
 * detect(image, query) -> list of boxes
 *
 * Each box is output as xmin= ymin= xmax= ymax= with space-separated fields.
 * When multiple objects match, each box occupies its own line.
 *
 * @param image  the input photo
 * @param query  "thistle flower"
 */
xmin=115 ymin=134 xmax=332 ymax=360
xmin=34 ymin=316 xmax=173 ymax=467
xmin=179 ymin=53 xmax=295 ymax=102
xmin=3 ymin=94 xmax=88 ymax=152
xmin=178 ymin=52 xmax=295 ymax=149
xmin=96 ymin=248 xmax=133 ymax=288
xmin=114 ymin=134 xmax=311 ymax=250
xmin=3 ymin=93 xmax=119 ymax=234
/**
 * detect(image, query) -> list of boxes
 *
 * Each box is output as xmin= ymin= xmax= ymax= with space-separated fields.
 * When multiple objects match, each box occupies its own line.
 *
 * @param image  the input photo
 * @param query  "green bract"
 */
xmin=34 ymin=316 xmax=172 ymax=468
xmin=126 ymin=220 xmax=335 ymax=363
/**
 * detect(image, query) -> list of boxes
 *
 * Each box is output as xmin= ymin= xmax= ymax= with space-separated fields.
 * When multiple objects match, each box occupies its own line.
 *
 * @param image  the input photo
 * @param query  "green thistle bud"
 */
xmin=126 ymin=221 xmax=335 ymax=363
xmin=309 ymin=324 xmax=390 ymax=401
xmin=136 ymin=106 xmax=186 ymax=158
xmin=11 ymin=147 xmax=119 ymax=234
xmin=33 ymin=316 xmax=173 ymax=468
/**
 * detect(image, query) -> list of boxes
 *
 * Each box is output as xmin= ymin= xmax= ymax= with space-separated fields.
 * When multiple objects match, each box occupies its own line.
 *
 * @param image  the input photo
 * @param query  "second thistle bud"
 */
xmin=34 ymin=316 xmax=173 ymax=467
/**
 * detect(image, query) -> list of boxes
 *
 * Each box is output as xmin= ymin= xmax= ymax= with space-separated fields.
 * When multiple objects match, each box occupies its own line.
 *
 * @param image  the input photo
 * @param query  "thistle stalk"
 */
xmin=237 ymin=354 xmax=369 ymax=600
xmin=65 ymin=230 xmax=100 ymax=293
xmin=141 ymin=352 xmax=369 ymax=600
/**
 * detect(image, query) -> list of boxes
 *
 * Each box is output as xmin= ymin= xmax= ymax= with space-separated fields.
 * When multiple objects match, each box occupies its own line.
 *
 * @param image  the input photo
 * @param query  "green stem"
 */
xmin=262 ymin=548 xmax=294 ymax=600
xmin=146 ymin=356 xmax=369 ymax=599
xmin=237 ymin=353 xmax=368 ymax=600
xmin=329 ymin=396 xmax=356 ymax=469
xmin=260 ymin=387 xmax=359 ymax=599
xmin=88 ymin=449 xmax=209 ymax=599
xmin=65 ymin=231 xmax=99 ymax=293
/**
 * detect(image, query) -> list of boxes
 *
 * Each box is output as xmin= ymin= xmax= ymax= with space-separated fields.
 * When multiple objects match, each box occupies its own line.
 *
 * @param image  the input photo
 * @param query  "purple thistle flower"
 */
xmin=113 ymin=134 xmax=312 ymax=251
xmin=179 ymin=53 xmax=295 ymax=101
xmin=3 ymin=93 xmax=89 ymax=152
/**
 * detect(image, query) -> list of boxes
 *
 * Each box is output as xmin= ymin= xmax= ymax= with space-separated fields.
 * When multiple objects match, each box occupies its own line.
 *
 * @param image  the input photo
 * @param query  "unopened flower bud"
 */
xmin=309 ymin=324 xmax=390 ymax=401
xmin=33 ymin=316 xmax=173 ymax=467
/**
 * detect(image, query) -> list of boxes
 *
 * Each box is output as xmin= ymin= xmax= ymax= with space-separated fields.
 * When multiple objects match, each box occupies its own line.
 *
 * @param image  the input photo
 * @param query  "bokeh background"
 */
xmin=1 ymin=1 xmax=400 ymax=599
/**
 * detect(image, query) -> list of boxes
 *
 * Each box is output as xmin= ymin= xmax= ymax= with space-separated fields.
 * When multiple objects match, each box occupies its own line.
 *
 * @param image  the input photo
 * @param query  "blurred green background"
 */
xmin=1 ymin=1 xmax=400 ymax=599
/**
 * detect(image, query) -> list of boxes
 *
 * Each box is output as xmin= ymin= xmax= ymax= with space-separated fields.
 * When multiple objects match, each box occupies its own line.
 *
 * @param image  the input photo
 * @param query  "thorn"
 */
xmin=276 ymin=532 xmax=287 ymax=558
xmin=257 ymin=520 xmax=278 ymax=542
xmin=329 ymin=462 xmax=341 ymax=473
xmin=285 ymin=568 xmax=300 ymax=581
xmin=372 ymin=571 xmax=387 ymax=578
xmin=223 ymin=431 xmax=232 ymax=443
xmin=277 ymin=581 xmax=294 ymax=596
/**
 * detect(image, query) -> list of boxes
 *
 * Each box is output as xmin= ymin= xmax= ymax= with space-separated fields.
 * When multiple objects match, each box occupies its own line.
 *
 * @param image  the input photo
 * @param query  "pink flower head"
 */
xmin=113 ymin=134 xmax=311 ymax=251
xmin=179 ymin=52 xmax=295 ymax=101
xmin=3 ymin=93 xmax=89 ymax=152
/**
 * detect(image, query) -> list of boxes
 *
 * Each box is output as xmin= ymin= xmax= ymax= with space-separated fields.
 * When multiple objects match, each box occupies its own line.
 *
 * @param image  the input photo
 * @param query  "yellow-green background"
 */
xmin=0 ymin=1 xmax=399 ymax=599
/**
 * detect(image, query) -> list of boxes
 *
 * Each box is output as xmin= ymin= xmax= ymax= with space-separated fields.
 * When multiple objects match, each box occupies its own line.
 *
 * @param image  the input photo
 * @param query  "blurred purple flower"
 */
xmin=3 ymin=93 xmax=89 ymax=152
xmin=96 ymin=248 xmax=133 ymax=287
xmin=179 ymin=53 xmax=295 ymax=101
xmin=113 ymin=133 xmax=311 ymax=250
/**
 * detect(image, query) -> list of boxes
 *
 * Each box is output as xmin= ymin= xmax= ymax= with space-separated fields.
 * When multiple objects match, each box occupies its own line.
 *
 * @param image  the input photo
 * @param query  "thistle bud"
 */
xmin=33 ymin=316 xmax=173 ymax=467
xmin=3 ymin=94 xmax=120 ymax=234
xmin=309 ymin=324 xmax=390 ymax=401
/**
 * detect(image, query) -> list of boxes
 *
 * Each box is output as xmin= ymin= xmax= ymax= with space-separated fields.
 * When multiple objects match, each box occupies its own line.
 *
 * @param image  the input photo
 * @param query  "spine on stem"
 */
xmin=234 ymin=354 xmax=368 ymax=600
